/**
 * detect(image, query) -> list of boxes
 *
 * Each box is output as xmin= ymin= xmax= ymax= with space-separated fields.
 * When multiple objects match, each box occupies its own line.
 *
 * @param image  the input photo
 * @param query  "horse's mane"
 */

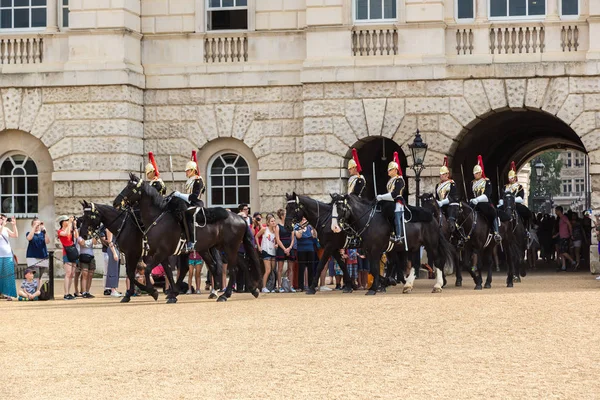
xmin=345 ymin=193 xmax=374 ymax=208
xmin=140 ymin=181 xmax=169 ymax=211
xmin=296 ymin=194 xmax=332 ymax=209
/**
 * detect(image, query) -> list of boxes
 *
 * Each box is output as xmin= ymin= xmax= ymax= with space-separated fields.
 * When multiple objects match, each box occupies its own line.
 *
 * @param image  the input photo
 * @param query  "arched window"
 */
xmin=0 ymin=154 xmax=38 ymax=216
xmin=208 ymin=153 xmax=250 ymax=208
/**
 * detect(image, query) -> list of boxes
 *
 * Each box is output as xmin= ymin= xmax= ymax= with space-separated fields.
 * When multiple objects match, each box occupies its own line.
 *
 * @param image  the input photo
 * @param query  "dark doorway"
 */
xmin=451 ymin=110 xmax=586 ymax=203
xmin=350 ymin=138 xmax=408 ymax=201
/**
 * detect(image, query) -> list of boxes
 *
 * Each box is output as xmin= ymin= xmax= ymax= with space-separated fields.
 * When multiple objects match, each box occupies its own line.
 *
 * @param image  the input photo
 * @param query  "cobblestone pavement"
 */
xmin=1 ymin=273 xmax=599 ymax=400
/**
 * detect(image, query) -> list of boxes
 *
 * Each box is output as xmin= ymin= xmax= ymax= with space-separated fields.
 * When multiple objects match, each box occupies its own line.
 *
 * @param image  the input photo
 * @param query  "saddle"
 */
xmin=379 ymin=202 xmax=433 ymax=223
xmin=185 ymin=206 xmax=229 ymax=225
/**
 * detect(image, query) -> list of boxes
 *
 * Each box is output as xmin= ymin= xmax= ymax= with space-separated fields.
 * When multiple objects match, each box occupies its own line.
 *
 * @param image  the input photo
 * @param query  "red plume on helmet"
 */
xmin=394 ymin=152 xmax=402 ymax=176
xmin=443 ymin=156 xmax=448 ymax=167
xmin=148 ymin=152 xmax=159 ymax=177
xmin=477 ymin=154 xmax=486 ymax=179
xmin=510 ymin=161 xmax=517 ymax=181
xmin=351 ymin=148 xmax=362 ymax=173
xmin=191 ymin=150 xmax=197 ymax=164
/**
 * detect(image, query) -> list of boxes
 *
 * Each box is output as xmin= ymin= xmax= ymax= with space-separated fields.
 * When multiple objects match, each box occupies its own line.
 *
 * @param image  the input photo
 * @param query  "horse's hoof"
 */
xmin=208 ymin=293 xmax=217 ymax=300
xmin=402 ymin=286 xmax=412 ymax=294
xmin=151 ymin=291 xmax=159 ymax=301
xmin=342 ymin=286 xmax=353 ymax=294
xmin=388 ymin=278 xmax=397 ymax=286
xmin=217 ymin=295 xmax=227 ymax=302
xmin=120 ymin=296 xmax=131 ymax=303
xmin=252 ymin=289 xmax=260 ymax=298
xmin=484 ymin=283 xmax=491 ymax=289
xmin=475 ymin=285 xmax=482 ymax=290
xmin=507 ymin=282 xmax=514 ymax=288
xmin=515 ymin=276 xmax=521 ymax=283
xmin=166 ymin=298 xmax=177 ymax=304
xmin=455 ymin=280 xmax=462 ymax=287
xmin=377 ymin=287 xmax=386 ymax=293
xmin=432 ymin=287 xmax=442 ymax=293
xmin=305 ymin=288 xmax=316 ymax=295
xmin=365 ymin=290 xmax=377 ymax=296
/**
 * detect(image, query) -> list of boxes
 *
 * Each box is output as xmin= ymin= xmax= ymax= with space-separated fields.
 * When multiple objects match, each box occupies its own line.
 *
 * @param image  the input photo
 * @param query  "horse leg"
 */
xmin=218 ymin=250 xmax=239 ymax=302
xmin=455 ymin=250 xmax=463 ymax=287
xmin=143 ymin=261 xmax=160 ymax=301
xmin=332 ymin=252 xmax=352 ymax=293
xmin=307 ymin=247 xmax=332 ymax=295
xmin=403 ymin=258 xmax=415 ymax=294
xmin=366 ymin=252 xmax=380 ymax=296
xmin=470 ymin=251 xmax=482 ymax=290
xmin=432 ymin=267 xmax=444 ymax=293
xmin=121 ymin=254 xmax=143 ymax=303
xmin=200 ymin=250 xmax=219 ymax=300
xmin=162 ymin=258 xmax=179 ymax=304
xmin=484 ymin=250 xmax=493 ymax=289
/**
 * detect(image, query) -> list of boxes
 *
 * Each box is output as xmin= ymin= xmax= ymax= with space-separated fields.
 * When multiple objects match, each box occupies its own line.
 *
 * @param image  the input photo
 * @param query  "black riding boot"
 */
xmin=493 ymin=217 xmax=502 ymax=243
xmin=393 ymin=210 xmax=405 ymax=244
xmin=182 ymin=213 xmax=195 ymax=253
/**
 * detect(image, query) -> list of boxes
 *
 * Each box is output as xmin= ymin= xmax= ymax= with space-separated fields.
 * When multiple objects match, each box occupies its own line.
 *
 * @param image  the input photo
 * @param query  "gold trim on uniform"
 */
xmin=348 ymin=174 xmax=364 ymax=195
xmin=437 ymin=179 xmax=454 ymax=200
xmin=185 ymin=176 xmax=204 ymax=194
xmin=472 ymin=178 xmax=487 ymax=196
xmin=387 ymin=176 xmax=403 ymax=193
xmin=504 ymin=182 xmax=522 ymax=194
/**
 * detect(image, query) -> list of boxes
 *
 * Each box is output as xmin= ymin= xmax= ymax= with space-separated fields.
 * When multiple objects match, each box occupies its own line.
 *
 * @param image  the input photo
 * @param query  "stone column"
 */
xmin=546 ymin=0 xmax=560 ymax=21
xmin=46 ymin=0 xmax=58 ymax=32
xmin=475 ymin=0 xmax=487 ymax=22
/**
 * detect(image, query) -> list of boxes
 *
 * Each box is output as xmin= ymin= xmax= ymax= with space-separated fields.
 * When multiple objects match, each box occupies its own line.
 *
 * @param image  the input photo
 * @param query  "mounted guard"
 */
xmin=500 ymin=161 xmax=532 ymax=229
xmin=172 ymin=150 xmax=206 ymax=252
xmin=332 ymin=148 xmax=366 ymax=241
xmin=376 ymin=151 xmax=406 ymax=245
xmin=435 ymin=156 xmax=458 ymax=214
xmin=145 ymin=152 xmax=167 ymax=195
xmin=469 ymin=155 xmax=502 ymax=243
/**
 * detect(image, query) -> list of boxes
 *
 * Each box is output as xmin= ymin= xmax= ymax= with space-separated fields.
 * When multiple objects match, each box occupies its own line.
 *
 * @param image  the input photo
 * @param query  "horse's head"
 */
xmin=80 ymin=200 xmax=102 ymax=239
xmin=447 ymin=202 xmax=461 ymax=233
xmin=284 ymin=192 xmax=303 ymax=230
xmin=330 ymin=193 xmax=351 ymax=228
xmin=420 ymin=193 xmax=438 ymax=211
xmin=503 ymin=191 xmax=516 ymax=214
xmin=114 ymin=172 xmax=143 ymax=209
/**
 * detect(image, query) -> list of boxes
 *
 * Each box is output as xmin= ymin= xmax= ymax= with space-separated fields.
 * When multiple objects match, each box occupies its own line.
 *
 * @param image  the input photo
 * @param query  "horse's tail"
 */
xmin=439 ymin=233 xmax=457 ymax=276
xmin=243 ymin=227 xmax=265 ymax=290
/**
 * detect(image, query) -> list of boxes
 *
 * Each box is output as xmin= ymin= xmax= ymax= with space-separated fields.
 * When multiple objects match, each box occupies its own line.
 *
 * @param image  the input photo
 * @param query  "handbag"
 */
xmin=64 ymin=245 xmax=79 ymax=262
xmin=79 ymin=253 xmax=94 ymax=263
xmin=38 ymin=281 xmax=50 ymax=301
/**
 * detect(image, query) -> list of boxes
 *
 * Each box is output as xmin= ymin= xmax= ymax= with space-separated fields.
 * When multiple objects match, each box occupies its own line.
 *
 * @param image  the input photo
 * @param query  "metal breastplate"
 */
xmin=185 ymin=177 xmax=197 ymax=194
xmin=386 ymin=177 xmax=396 ymax=193
xmin=437 ymin=180 xmax=453 ymax=200
xmin=472 ymin=178 xmax=486 ymax=196
xmin=347 ymin=174 xmax=364 ymax=195
xmin=505 ymin=182 xmax=521 ymax=194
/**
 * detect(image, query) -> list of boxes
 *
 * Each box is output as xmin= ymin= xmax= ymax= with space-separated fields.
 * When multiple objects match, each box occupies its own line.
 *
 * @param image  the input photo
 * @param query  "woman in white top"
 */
xmin=255 ymin=214 xmax=278 ymax=293
xmin=0 ymin=214 xmax=18 ymax=300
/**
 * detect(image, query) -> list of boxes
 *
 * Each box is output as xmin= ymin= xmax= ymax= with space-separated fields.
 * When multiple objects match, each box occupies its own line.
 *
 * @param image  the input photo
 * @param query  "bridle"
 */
xmin=82 ymin=202 xmax=132 ymax=243
xmin=115 ymin=179 xmax=143 ymax=209
xmin=448 ymin=202 xmax=476 ymax=247
xmin=332 ymin=196 xmax=375 ymax=237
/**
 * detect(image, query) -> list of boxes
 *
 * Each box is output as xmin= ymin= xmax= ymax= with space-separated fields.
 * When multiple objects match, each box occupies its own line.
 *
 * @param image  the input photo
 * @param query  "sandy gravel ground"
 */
xmin=1 ymin=273 xmax=599 ymax=400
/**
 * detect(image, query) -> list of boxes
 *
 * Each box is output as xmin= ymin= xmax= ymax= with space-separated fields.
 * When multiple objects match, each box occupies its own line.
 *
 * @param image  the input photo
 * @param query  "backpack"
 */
xmin=38 ymin=281 xmax=50 ymax=301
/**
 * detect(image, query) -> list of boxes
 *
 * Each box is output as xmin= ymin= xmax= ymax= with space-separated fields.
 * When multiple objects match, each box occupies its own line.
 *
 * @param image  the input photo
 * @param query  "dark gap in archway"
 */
xmin=451 ymin=110 xmax=586 ymax=203
xmin=348 ymin=138 xmax=407 ymax=200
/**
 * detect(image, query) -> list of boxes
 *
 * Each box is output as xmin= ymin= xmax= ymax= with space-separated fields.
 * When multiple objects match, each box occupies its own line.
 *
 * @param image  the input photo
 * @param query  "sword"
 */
xmin=139 ymin=162 xmax=143 ymax=180
xmin=169 ymin=155 xmax=175 ymax=189
xmin=372 ymin=162 xmax=378 ymax=197
xmin=339 ymin=159 xmax=343 ymax=194
xmin=460 ymin=164 xmax=468 ymax=200
xmin=496 ymin=167 xmax=501 ymax=204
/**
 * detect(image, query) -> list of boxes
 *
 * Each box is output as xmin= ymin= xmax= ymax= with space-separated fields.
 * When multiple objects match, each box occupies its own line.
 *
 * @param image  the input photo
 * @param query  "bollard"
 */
xmin=48 ymin=250 xmax=55 ymax=300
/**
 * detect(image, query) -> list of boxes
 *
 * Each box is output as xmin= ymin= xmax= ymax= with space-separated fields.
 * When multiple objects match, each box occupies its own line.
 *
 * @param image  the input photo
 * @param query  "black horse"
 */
xmin=502 ymin=191 xmax=528 ymax=281
xmin=447 ymin=201 xmax=514 ymax=289
xmin=79 ymin=200 xmax=183 ymax=303
xmin=114 ymin=173 xmax=264 ymax=302
xmin=420 ymin=193 xmax=461 ymax=286
xmin=284 ymin=193 xmax=353 ymax=294
xmin=332 ymin=193 xmax=455 ymax=295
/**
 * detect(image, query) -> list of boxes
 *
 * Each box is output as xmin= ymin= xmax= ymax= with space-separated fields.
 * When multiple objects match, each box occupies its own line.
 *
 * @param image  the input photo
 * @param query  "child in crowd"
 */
xmin=357 ymin=249 xmax=369 ymax=290
xmin=18 ymin=269 xmax=40 ymax=301
xmin=346 ymin=248 xmax=358 ymax=289
xmin=188 ymin=251 xmax=203 ymax=294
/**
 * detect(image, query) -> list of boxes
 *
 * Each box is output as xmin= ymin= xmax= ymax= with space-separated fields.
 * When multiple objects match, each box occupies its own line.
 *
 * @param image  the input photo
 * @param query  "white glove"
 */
xmin=498 ymin=199 xmax=504 ymax=207
xmin=440 ymin=198 xmax=449 ymax=206
xmin=376 ymin=193 xmax=394 ymax=202
xmin=173 ymin=191 xmax=190 ymax=203
xmin=515 ymin=196 xmax=524 ymax=204
xmin=475 ymin=194 xmax=488 ymax=203
xmin=470 ymin=198 xmax=478 ymax=205
xmin=437 ymin=200 xmax=443 ymax=207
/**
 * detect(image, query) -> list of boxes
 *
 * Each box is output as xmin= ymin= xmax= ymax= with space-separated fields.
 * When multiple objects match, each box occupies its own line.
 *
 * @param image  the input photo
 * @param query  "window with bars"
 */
xmin=354 ymin=0 xmax=397 ymax=22
xmin=0 ymin=0 xmax=46 ymax=30
xmin=490 ymin=0 xmax=545 ymax=18
xmin=562 ymin=179 xmax=572 ymax=194
xmin=207 ymin=0 xmax=247 ymax=31
xmin=456 ymin=0 xmax=475 ymax=20
xmin=208 ymin=153 xmax=250 ymax=208
xmin=62 ymin=0 xmax=68 ymax=28
xmin=0 ymin=154 xmax=38 ymax=216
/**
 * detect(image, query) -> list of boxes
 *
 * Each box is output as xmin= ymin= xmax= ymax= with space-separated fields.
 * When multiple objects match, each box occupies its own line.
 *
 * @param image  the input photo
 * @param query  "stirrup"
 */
xmin=391 ymin=235 xmax=405 ymax=244
xmin=493 ymin=233 xmax=502 ymax=243
xmin=185 ymin=242 xmax=196 ymax=252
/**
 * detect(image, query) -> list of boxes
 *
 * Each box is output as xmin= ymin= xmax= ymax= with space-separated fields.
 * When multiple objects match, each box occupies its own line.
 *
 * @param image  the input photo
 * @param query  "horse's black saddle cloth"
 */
xmin=379 ymin=202 xmax=433 ymax=223
xmin=185 ymin=207 xmax=229 ymax=225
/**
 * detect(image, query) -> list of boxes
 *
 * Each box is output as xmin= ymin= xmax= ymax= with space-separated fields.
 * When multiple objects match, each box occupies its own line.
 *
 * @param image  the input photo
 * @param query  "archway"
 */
xmin=348 ymin=137 xmax=407 ymax=200
xmin=450 ymin=110 xmax=587 ymax=203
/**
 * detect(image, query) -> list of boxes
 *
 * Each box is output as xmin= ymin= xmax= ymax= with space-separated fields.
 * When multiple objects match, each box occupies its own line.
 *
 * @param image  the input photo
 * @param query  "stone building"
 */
xmin=1 ymin=0 xmax=600 ymax=261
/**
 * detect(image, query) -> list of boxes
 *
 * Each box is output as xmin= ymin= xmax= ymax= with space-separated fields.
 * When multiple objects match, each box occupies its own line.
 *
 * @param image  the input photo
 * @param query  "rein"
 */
xmin=337 ymin=199 xmax=377 ymax=238
xmin=451 ymin=203 xmax=477 ymax=245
